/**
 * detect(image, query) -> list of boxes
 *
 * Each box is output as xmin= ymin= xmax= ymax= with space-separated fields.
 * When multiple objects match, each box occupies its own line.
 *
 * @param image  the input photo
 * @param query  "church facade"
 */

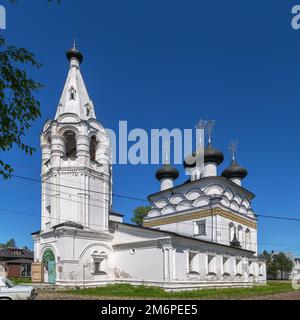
xmin=32 ymin=46 xmax=266 ymax=290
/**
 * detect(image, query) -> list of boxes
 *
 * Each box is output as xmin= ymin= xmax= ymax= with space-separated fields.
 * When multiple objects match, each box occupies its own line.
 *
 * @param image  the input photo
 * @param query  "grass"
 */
xmin=9 ymin=277 xmax=32 ymax=285
xmin=63 ymin=281 xmax=295 ymax=299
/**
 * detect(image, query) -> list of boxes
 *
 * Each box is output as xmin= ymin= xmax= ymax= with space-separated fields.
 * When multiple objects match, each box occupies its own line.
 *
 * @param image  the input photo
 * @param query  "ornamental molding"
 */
xmin=113 ymin=237 xmax=173 ymax=250
xmin=42 ymin=167 xmax=110 ymax=180
xmin=143 ymin=207 xmax=257 ymax=229
xmin=40 ymin=228 xmax=113 ymax=241
xmin=43 ymin=118 xmax=103 ymax=135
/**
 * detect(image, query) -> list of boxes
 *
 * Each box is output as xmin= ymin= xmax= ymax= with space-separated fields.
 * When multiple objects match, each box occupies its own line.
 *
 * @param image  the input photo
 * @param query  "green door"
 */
xmin=42 ymin=249 xmax=56 ymax=284
xmin=48 ymin=261 xmax=56 ymax=284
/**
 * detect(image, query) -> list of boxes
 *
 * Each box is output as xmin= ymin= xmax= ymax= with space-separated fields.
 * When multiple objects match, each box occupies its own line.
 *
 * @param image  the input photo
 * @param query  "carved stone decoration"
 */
xmin=114 ymin=268 xmax=131 ymax=279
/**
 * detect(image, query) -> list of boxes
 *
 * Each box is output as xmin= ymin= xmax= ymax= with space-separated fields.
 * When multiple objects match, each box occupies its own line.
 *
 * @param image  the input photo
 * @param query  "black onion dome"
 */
xmin=204 ymin=143 xmax=224 ymax=165
xmin=66 ymin=47 xmax=83 ymax=64
xmin=222 ymin=160 xmax=248 ymax=180
xmin=156 ymin=164 xmax=179 ymax=181
xmin=183 ymin=143 xmax=224 ymax=169
xmin=183 ymin=151 xmax=197 ymax=169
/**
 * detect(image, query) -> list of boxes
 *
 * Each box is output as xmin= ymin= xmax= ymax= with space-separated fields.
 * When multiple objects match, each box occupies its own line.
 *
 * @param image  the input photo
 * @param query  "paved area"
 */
xmin=242 ymin=290 xmax=300 ymax=300
xmin=35 ymin=290 xmax=300 ymax=300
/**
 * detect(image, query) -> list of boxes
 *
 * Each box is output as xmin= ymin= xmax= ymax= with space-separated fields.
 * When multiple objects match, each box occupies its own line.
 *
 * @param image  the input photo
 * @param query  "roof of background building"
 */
xmin=0 ymin=248 xmax=33 ymax=260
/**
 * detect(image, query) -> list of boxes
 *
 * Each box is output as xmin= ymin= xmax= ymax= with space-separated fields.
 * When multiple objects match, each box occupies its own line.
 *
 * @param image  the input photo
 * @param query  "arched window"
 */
xmin=229 ymin=222 xmax=235 ymax=243
xmin=245 ymin=228 xmax=251 ymax=250
xmin=90 ymin=135 xmax=98 ymax=161
xmin=69 ymin=87 xmax=76 ymax=101
xmin=64 ymin=131 xmax=77 ymax=157
xmin=238 ymin=226 xmax=244 ymax=246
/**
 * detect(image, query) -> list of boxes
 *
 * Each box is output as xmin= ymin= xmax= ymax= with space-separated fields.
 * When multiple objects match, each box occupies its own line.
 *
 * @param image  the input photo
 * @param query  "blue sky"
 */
xmin=0 ymin=0 xmax=300 ymax=255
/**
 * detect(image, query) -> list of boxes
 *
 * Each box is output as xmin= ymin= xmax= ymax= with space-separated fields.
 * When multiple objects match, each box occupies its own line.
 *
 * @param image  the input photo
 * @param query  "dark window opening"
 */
xmin=69 ymin=87 xmax=76 ymax=101
xmin=90 ymin=136 xmax=98 ymax=161
xmin=65 ymin=132 xmax=77 ymax=157
xmin=21 ymin=264 xmax=31 ymax=277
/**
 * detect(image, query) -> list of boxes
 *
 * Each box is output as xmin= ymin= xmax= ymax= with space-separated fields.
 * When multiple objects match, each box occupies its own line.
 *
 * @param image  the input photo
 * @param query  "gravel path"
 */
xmin=36 ymin=290 xmax=300 ymax=300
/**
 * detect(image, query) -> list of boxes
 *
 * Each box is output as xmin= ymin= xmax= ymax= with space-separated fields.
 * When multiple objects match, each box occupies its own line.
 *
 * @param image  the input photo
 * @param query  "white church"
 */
xmin=32 ymin=46 xmax=266 ymax=290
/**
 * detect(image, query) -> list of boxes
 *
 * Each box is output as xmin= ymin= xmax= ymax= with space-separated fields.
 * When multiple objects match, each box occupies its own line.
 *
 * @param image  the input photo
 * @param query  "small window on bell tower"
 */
xmin=69 ymin=87 xmax=76 ymax=101
xmin=90 ymin=135 xmax=98 ymax=161
xmin=64 ymin=131 xmax=77 ymax=157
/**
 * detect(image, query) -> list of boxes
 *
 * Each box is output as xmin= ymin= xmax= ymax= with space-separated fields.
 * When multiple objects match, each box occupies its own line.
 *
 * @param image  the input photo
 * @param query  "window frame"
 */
xmin=188 ymin=251 xmax=199 ymax=275
xmin=194 ymin=220 xmax=206 ymax=236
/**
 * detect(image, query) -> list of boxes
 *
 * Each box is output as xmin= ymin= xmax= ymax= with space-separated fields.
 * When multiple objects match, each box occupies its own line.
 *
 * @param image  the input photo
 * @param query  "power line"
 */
xmin=11 ymin=174 xmax=148 ymax=203
xmin=257 ymin=214 xmax=300 ymax=222
xmin=6 ymin=173 xmax=300 ymax=224
xmin=0 ymin=208 xmax=281 ymax=247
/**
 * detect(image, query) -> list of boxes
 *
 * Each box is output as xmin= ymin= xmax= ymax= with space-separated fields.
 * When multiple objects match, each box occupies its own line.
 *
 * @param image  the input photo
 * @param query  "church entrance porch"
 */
xmin=42 ymin=249 xmax=56 ymax=284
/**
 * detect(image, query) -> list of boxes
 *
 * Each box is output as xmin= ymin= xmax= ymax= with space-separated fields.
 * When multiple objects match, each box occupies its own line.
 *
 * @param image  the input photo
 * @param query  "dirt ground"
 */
xmin=35 ymin=290 xmax=300 ymax=300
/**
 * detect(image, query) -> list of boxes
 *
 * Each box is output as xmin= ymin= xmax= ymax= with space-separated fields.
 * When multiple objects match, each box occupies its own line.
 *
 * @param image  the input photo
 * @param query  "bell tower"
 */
xmin=40 ymin=44 xmax=112 ymax=233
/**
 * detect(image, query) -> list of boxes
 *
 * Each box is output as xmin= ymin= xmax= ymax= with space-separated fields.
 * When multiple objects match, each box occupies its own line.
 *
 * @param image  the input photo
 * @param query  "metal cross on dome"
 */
xmin=229 ymin=140 xmax=239 ymax=161
xmin=195 ymin=119 xmax=206 ymax=153
xmin=163 ymin=139 xmax=171 ymax=165
xmin=205 ymin=120 xmax=216 ymax=144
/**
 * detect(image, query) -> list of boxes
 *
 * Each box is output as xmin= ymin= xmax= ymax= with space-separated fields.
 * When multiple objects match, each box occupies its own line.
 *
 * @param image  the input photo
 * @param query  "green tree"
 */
xmin=260 ymin=250 xmax=295 ymax=279
xmin=0 ymin=1 xmax=60 ymax=179
xmin=0 ymin=36 xmax=42 ymax=178
xmin=260 ymin=250 xmax=277 ymax=278
xmin=131 ymin=206 xmax=151 ymax=226
xmin=0 ymin=238 xmax=16 ymax=248
xmin=273 ymin=252 xmax=294 ymax=280
xmin=6 ymin=238 xmax=16 ymax=248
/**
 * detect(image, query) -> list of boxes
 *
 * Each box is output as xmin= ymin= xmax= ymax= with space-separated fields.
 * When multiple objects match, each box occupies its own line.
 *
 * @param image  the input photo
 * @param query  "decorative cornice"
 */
xmin=42 ymin=166 xmax=110 ymax=180
xmin=40 ymin=228 xmax=113 ymax=241
xmin=113 ymin=237 xmax=172 ymax=250
xmin=143 ymin=207 xmax=257 ymax=229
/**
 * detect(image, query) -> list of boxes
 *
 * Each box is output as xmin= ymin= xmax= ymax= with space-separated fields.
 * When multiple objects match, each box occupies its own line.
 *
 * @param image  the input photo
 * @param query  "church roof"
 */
xmin=55 ymin=45 xmax=96 ymax=121
xmin=148 ymin=176 xmax=255 ymax=200
xmin=53 ymin=221 xmax=84 ymax=230
xmin=112 ymin=221 xmax=256 ymax=254
xmin=110 ymin=210 xmax=124 ymax=217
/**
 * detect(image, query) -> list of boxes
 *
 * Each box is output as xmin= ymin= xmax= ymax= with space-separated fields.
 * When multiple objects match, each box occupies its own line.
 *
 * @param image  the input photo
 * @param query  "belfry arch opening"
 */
xmin=64 ymin=131 xmax=77 ymax=157
xmin=90 ymin=135 xmax=98 ymax=161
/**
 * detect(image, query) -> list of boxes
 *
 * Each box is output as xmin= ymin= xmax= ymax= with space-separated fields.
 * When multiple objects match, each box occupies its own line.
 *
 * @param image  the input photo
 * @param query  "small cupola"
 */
xmin=222 ymin=141 xmax=248 ymax=186
xmin=202 ymin=120 xmax=224 ymax=178
xmin=156 ymin=164 xmax=179 ymax=191
xmin=204 ymin=143 xmax=224 ymax=166
xmin=66 ymin=40 xmax=83 ymax=64
xmin=202 ymin=142 xmax=224 ymax=178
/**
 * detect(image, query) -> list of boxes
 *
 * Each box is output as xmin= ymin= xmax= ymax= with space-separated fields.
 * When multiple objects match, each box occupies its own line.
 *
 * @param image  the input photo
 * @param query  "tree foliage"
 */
xmin=0 ymin=36 xmax=42 ymax=178
xmin=131 ymin=206 xmax=151 ymax=226
xmin=0 ymin=238 xmax=16 ymax=248
xmin=273 ymin=252 xmax=294 ymax=280
xmin=260 ymin=250 xmax=294 ymax=279
xmin=0 ymin=1 xmax=61 ymax=179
